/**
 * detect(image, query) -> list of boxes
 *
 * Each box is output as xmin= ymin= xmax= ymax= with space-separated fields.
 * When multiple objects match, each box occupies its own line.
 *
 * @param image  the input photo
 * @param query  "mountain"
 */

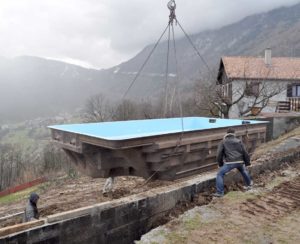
xmin=110 ymin=3 xmax=300 ymax=81
xmin=0 ymin=3 xmax=300 ymax=121
xmin=0 ymin=56 xmax=107 ymax=121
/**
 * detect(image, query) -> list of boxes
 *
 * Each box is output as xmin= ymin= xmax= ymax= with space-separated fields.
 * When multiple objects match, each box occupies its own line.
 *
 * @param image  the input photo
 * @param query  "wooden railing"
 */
xmin=288 ymin=97 xmax=300 ymax=112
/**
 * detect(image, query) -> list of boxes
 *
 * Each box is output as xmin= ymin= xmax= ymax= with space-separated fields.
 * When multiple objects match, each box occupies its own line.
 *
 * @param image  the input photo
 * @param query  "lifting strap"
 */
xmin=122 ymin=0 xmax=212 ymax=101
xmin=123 ymin=0 xmax=216 ymax=183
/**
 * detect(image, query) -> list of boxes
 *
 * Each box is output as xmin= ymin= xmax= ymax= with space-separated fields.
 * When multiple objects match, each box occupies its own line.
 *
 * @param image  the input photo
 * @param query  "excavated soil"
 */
xmin=0 ymin=175 xmax=175 ymax=227
xmin=145 ymin=160 xmax=300 ymax=229
xmin=240 ymin=176 xmax=300 ymax=220
xmin=188 ymin=172 xmax=300 ymax=244
xmin=137 ymin=161 xmax=300 ymax=244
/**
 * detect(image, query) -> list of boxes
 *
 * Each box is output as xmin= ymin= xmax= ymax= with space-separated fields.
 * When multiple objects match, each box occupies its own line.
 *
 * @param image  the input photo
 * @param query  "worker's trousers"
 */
xmin=216 ymin=163 xmax=252 ymax=195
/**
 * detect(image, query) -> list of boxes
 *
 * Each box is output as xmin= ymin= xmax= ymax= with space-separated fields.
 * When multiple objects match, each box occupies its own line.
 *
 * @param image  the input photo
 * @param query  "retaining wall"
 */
xmin=1 ymin=151 xmax=300 ymax=244
xmin=258 ymin=115 xmax=300 ymax=141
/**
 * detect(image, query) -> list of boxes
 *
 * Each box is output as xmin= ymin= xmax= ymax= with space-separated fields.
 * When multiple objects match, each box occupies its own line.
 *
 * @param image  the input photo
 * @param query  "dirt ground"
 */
xmin=0 ymin=174 xmax=175 ymax=227
xmin=1 ymin=130 xmax=300 ymax=233
xmin=137 ymin=161 xmax=300 ymax=244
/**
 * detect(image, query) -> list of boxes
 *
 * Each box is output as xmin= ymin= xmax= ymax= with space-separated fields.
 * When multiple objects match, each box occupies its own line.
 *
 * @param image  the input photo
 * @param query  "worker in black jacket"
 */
xmin=213 ymin=127 xmax=252 ymax=197
xmin=24 ymin=192 xmax=40 ymax=222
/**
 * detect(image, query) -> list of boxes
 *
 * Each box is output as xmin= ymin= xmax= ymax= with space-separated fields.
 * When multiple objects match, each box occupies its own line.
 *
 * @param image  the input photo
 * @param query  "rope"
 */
xmin=244 ymin=123 xmax=250 ymax=151
xmin=171 ymin=23 xmax=184 ymax=146
xmin=128 ymin=0 xmax=219 ymax=185
xmin=163 ymin=24 xmax=171 ymax=117
xmin=122 ymin=23 xmax=170 ymax=100
xmin=141 ymin=3 xmax=186 ymax=186
xmin=176 ymin=20 xmax=212 ymax=76
xmin=123 ymin=0 xmax=217 ymax=101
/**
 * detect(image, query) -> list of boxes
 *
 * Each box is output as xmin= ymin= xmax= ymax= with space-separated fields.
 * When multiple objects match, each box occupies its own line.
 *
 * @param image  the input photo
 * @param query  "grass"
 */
xmin=253 ymin=126 xmax=300 ymax=160
xmin=0 ymin=183 xmax=48 ymax=205
xmin=224 ymin=171 xmax=293 ymax=203
xmin=224 ymin=190 xmax=257 ymax=203
xmin=265 ymin=177 xmax=288 ymax=190
xmin=163 ymin=214 xmax=202 ymax=243
xmin=165 ymin=232 xmax=187 ymax=244
xmin=182 ymin=214 xmax=202 ymax=231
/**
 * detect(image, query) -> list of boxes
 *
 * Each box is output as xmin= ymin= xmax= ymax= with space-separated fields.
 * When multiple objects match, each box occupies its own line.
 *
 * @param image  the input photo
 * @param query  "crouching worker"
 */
xmin=213 ymin=127 xmax=252 ymax=197
xmin=24 ymin=192 xmax=40 ymax=222
xmin=102 ymin=177 xmax=114 ymax=195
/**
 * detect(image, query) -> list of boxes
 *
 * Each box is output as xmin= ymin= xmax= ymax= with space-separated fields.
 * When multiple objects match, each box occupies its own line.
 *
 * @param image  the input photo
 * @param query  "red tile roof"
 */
xmin=221 ymin=56 xmax=300 ymax=81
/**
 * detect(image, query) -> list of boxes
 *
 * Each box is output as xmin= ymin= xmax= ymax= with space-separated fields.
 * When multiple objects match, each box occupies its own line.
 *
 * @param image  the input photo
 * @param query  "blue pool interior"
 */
xmin=49 ymin=117 xmax=267 ymax=140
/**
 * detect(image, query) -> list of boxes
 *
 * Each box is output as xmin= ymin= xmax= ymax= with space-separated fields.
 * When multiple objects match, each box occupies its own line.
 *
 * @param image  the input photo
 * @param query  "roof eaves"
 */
xmin=230 ymin=77 xmax=300 ymax=81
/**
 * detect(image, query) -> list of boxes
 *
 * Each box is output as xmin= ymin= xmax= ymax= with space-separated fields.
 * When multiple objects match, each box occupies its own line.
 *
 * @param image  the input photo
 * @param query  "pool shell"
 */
xmin=49 ymin=117 xmax=268 ymax=180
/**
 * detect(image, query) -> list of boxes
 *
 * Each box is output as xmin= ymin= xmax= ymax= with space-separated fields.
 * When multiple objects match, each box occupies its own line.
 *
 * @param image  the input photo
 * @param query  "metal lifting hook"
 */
xmin=167 ymin=0 xmax=177 ymax=25
xmin=167 ymin=0 xmax=176 ymax=11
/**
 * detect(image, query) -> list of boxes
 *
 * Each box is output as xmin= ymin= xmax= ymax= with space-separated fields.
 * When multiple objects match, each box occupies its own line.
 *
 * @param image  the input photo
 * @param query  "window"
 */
xmin=287 ymin=84 xmax=300 ymax=97
xmin=245 ymin=82 xmax=259 ymax=96
xmin=292 ymin=85 xmax=300 ymax=97
xmin=221 ymin=83 xmax=232 ymax=99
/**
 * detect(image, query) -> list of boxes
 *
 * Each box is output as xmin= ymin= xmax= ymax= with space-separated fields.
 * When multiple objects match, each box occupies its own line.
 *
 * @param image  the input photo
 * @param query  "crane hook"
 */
xmin=167 ymin=0 xmax=177 ymax=25
xmin=167 ymin=0 xmax=176 ymax=11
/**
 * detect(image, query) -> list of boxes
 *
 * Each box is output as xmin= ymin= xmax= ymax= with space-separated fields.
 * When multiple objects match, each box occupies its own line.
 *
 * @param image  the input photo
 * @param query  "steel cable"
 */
xmin=163 ymin=25 xmax=172 ymax=117
xmin=122 ymin=23 xmax=170 ymax=100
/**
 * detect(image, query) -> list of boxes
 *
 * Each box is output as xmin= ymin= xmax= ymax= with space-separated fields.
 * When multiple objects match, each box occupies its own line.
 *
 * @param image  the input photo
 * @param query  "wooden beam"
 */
xmin=0 ymin=219 xmax=45 ymax=237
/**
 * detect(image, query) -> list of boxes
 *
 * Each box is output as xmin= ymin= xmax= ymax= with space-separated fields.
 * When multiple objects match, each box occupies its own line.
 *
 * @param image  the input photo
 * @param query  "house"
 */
xmin=217 ymin=49 xmax=300 ymax=118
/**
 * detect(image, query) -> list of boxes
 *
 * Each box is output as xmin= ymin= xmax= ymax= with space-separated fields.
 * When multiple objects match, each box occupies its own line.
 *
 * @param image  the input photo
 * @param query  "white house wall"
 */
xmin=229 ymin=80 xmax=288 ymax=118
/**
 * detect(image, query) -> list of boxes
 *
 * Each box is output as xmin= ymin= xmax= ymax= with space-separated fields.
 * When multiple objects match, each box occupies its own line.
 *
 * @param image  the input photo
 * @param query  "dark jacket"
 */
xmin=24 ymin=193 xmax=39 ymax=222
xmin=216 ymin=133 xmax=250 ymax=167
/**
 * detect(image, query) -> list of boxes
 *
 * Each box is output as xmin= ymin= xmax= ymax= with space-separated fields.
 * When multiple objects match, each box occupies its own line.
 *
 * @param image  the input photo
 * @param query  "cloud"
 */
xmin=0 ymin=0 xmax=299 ymax=68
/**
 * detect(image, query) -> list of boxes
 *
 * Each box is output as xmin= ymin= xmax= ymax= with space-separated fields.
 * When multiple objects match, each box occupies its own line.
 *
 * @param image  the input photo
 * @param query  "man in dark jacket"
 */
xmin=214 ymin=127 xmax=252 ymax=197
xmin=24 ymin=192 xmax=40 ymax=222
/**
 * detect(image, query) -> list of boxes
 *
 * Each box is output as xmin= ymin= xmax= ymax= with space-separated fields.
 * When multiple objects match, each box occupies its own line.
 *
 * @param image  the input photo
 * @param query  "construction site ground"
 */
xmin=136 ymin=128 xmax=300 ymax=243
xmin=137 ymin=161 xmax=300 ymax=244
xmin=0 ymin=173 xmax=175 ymax=227
xmin=1 ymin=127 xmax=300 ymax=241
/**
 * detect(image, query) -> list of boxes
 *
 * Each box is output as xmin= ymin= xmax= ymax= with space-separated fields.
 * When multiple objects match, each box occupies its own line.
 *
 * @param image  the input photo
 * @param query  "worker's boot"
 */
xmin=212 ymin=192 xmax=224 ymax=198
xmin=243 ymin=180 xmax=253 ymax=191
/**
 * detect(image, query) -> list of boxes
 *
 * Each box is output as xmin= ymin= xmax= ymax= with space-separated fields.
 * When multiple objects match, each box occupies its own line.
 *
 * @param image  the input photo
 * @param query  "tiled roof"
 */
xmin=221 ymin=56 xmax=300 ymax=81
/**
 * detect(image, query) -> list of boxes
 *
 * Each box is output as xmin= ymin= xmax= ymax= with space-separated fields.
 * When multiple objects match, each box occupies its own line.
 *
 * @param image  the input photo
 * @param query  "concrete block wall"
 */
xmin=257 ymin=115 xmax=300 ymax=141
xmin=272 ymin=116 xmax=300 ymax=139
xmin=1 ymin=150 xmax=300 ymax=244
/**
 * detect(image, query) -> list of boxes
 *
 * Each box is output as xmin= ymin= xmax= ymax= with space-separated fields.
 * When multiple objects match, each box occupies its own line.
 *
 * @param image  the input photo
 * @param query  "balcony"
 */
xmin=288 ymin=97 xmax=300 ymax=112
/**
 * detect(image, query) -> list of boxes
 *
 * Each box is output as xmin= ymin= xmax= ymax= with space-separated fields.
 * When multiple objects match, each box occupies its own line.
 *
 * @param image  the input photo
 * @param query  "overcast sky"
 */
xmin=0 ymin=0 xmax=299 ymax=69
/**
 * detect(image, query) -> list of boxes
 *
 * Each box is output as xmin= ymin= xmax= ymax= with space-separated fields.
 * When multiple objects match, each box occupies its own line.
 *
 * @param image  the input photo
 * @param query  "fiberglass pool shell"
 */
xmin=48 ymin=117 xmax=267 ymax=144
xmin=48 ymin=117 xmax=268 ymax=179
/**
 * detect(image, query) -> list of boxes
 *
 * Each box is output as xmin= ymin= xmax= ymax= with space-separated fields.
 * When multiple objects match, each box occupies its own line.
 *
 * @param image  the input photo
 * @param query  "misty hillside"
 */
xmin=1 ymin=3 xmax=300 ymax=121
xmin=0 ymin=56 xmax=106 ymax=121
xmin=112 ymin=2 xmax=300 ymax=80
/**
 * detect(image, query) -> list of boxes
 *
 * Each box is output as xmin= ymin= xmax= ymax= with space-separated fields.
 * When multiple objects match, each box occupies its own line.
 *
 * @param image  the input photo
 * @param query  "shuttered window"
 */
xmin=288 ymin=84 xmax=300 ymax=97
xmin=287 ymin=84 xmax=292 ymax=97
xmin=245 ymin=82 xmax=259 ymax=96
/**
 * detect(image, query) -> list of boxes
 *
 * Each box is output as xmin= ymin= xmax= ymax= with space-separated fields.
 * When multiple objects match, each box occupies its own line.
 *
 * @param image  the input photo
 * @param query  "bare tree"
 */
xmin=138 ymin=99 xmax=161 ymax=119
xmin=113 ymin=99 xmax=138 ymax=121
xmin=237 ymin=81 xmax=285 ymax=116
xmin=0 ymin=144 xmax=24 ymax=190
xmin=194 ymin=82 xmax=224 ymax=117
xmin=83 ymin=93 xmax=114 ymax=122
xmin=83 ymin=88 xmax=209 ymax=124
xmin=43 ymin=143 xmax=76 ymax=177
